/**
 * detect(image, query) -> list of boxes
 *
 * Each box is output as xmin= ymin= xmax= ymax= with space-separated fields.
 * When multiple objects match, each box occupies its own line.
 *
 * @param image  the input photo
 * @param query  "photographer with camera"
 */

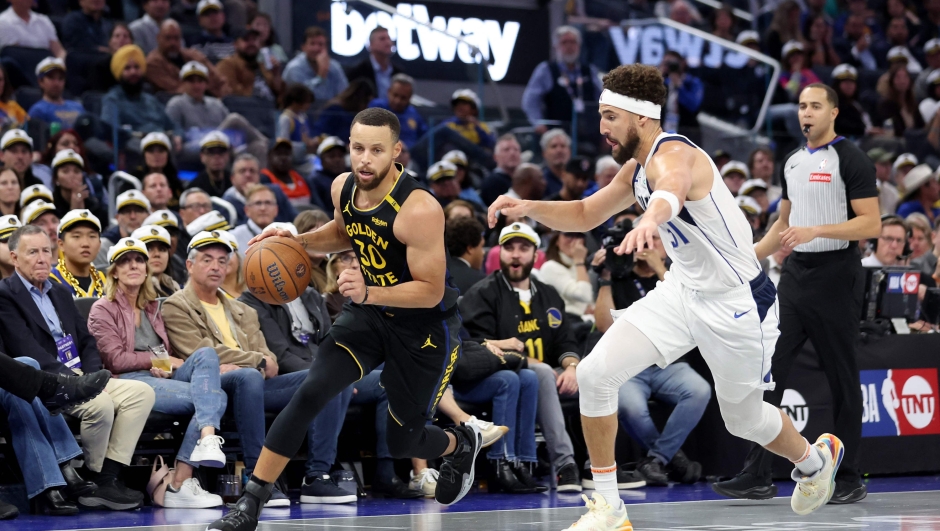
xmin=591 ymin=216 xmax=710 ymax=487
xmin=660 ymin=51 xmax=704 ymax=142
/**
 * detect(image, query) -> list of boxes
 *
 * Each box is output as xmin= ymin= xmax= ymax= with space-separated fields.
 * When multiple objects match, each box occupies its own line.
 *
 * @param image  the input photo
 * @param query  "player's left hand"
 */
xmin=780 ymin=226 xmax=819 ymax=249
xmin=339 ymin=266 xmax=368 ymax=304
xmin=617 ymin=218 xmax=658 ymax=255
xmin=557 ymin=365 xmax=579 ymax=395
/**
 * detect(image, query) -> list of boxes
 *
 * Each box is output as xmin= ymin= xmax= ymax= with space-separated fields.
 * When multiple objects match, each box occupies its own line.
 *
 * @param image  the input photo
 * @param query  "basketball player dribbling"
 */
xmin=207 ymin=108 xmax=482 ymax=531
xmin=488 ymin=64 xmax=844 ymax=531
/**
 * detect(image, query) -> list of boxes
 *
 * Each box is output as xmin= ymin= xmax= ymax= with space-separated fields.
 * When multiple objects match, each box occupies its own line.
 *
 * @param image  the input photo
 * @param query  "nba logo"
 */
xmin=861 ymin=369 xmax=940 ymax=437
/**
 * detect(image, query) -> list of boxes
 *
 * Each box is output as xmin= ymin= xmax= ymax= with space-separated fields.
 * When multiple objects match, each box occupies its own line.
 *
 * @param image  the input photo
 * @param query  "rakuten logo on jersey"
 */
xmin=331 ymin=2 xmax=520 ymax=81
xmin=861 ymin=369 xmax=940 ymax=437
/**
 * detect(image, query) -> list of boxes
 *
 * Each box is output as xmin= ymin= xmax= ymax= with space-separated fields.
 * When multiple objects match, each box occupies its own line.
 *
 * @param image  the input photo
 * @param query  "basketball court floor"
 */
xmin=10 ymin=475 xmax=940 ymax=531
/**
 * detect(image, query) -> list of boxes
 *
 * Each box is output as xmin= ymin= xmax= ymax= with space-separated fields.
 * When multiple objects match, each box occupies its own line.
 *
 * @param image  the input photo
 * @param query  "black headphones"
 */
xmin=870 ymin=214 xmax=912 ymax=258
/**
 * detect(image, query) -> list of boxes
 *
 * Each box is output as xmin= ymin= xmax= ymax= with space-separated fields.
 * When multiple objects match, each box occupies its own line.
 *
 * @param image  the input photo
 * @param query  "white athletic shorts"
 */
xmin=616 ymin=270 xmax=779 ymax=403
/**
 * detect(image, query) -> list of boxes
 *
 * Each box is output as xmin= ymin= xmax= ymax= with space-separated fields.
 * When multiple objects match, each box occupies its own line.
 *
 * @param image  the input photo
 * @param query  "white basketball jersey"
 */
xmin=633 ymin=133 xmax=762 ymax=291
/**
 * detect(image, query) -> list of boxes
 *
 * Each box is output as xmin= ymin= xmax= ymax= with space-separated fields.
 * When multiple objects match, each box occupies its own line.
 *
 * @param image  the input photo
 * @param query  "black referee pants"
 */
xmin=741 ymin=247 xmax=864 ymax=484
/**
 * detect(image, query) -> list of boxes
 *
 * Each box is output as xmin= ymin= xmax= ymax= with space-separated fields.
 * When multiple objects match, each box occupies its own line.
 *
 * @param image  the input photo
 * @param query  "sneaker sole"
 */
xmin=829 ymin=485 xmax=867 ymax=505
xmin=619 ymin=480 xmax=646 ymax=489
xmin=77 ymin=496 xmax=143 ymax=511
xmin=435 ymin=427 xmax=483 ymax=506
xmin=190 ymin=456 xmax=226 ymax=468
xmin=47 ymin=382 xmax=110 ymax=416
xmin=163 ymin=497 xmax=224 ymax=509
xmin=556 ymin=484 xmax=583 ymax=492
xmin=481 ymin=426 xmax=509 ymax=448
xmin=300 ymin=494 xmax=357 ymax=504
xmin=710 ymin=482 xmax=777 ymax=500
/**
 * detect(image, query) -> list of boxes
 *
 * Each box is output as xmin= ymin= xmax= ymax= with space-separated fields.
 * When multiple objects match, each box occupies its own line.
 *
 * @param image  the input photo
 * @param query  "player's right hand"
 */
xmin=247 ymin=226 xmax=297 ymax=247
xmin=617 ymin=218 xmax=658 ymax=255
xmin=487 ymin=195 xmax=530 ymax=228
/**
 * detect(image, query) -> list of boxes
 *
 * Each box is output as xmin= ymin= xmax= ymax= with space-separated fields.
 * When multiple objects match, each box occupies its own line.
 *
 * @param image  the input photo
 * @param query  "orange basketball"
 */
xmin=244 ymin=236 xmax=312 ymax=305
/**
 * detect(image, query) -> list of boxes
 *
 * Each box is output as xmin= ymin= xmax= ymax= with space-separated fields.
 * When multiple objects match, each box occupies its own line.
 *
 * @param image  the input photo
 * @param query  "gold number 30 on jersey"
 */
xmin=353 ymin=240 xmax=387 ymax=270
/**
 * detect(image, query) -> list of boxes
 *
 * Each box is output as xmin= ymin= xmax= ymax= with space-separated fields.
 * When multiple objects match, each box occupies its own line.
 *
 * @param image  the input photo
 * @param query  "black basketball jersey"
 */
xmin=339 ymin=163 xmax=458 ymax=317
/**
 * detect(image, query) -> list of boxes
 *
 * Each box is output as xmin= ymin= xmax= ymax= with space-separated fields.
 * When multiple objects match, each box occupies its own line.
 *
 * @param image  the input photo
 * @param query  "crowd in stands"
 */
xmin=2 ymin=0 xmax=940 ymax=519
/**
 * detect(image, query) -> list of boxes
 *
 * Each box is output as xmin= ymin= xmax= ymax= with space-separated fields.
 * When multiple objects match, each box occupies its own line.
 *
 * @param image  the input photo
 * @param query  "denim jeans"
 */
xmin=0 ymin=357 xmax=82 ymax=498
xmin=119 ymin=348 xmax=227 ymax=466
xmin=616 ymin=362 xmax=711 ymax=465
xmin=350 ymin=369 xmax=389 ymax=459
xmin=220 ymin=368 xmax=353 ymax=477
xmin=454 ymin=369 xmax=539 ymax=463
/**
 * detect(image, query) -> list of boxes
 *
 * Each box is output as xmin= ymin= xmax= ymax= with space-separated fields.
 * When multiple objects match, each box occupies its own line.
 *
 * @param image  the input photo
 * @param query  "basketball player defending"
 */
xmin=489 ymin=64 xmax=843 ymax=531
xmin=207 ymin=108 xmax=481 ymax=531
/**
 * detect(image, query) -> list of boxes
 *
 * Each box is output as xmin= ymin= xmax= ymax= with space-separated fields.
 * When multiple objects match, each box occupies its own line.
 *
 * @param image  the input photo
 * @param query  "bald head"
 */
xmin=158 ymin=19 xmax=182 ymax=56
xmin=512 ymin=163 xmax=546 ymax=200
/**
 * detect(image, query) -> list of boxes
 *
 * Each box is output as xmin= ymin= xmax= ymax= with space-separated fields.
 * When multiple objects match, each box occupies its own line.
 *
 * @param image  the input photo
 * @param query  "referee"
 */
xmin=712 ymin=83 xmax=880 ymax=504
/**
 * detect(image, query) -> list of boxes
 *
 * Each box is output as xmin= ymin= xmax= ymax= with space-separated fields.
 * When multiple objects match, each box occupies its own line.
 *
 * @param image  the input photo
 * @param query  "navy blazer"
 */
xmin=0 ymin=276 xmax=104 ymax=376
xmin=238 ymin=288 xmax=331 ymax=375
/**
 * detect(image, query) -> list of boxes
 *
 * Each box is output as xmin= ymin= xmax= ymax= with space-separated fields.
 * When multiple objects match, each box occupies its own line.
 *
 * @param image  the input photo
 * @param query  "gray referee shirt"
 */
xmin=781 ymin=136 xmax=878 ymax=253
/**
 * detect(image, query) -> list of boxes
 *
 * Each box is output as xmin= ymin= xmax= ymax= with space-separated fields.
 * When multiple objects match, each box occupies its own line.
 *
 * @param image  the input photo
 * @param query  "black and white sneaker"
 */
xmin=300 ymin=475 xmax=357 ymax=504
xmin=556 ymin=462 xmax=582 ymax=492
xmin=434 ymin=423 xmax=482 ymax=506
xmin=42 ymin=370 xmax=111 ymax=415
xmin=206 ymin=479 xmax=271 ymax=531
xmin=583 ymin=462 xmax=647 ymax=490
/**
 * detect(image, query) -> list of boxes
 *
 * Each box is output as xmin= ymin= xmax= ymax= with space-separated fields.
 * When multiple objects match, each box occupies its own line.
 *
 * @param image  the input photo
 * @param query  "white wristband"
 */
xmin=649 ymin=190 xmax=681 ymax=221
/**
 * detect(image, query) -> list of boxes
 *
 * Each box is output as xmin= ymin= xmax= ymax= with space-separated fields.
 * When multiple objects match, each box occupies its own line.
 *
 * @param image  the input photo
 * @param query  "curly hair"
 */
xmin=602 ymin=64 xmax=666 ymax=107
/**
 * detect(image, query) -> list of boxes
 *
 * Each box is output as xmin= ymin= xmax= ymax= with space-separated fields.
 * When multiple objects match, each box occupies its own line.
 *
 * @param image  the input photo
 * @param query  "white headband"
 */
xmin=599 ymin=89 xmax=662 ymax=119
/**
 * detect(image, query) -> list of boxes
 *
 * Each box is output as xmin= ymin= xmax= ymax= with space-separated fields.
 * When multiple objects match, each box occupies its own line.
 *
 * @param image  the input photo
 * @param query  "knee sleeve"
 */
xmin=578 ymin=321 xmax=662 ymax=418
xmin=719 ymin=394 xmax=783 ymax=447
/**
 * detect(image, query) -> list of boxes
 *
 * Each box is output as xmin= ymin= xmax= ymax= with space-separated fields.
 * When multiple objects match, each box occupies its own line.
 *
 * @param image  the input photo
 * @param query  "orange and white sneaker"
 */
xmin=562 ymin=493 xmax=633 ymax=531
xmin=791 ymin=433 xmax=844 ymax=516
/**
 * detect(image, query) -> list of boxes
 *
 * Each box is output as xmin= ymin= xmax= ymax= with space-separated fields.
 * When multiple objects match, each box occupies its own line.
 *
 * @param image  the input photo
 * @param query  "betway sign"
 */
xmin=331 ymin=1 xmax=521 ymax=81
xmin=609 ymin=25 xmax=753 ymax=69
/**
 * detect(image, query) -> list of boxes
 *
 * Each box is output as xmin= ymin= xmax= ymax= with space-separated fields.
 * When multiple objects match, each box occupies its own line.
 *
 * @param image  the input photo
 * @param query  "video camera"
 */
xmin=601 ymin=218 xmax=634 ymax=280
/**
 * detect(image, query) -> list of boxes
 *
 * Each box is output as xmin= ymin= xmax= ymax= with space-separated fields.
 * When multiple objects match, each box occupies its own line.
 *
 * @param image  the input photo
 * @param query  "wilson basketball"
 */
xmin=244 ymin=236 xmax=312 ymax=305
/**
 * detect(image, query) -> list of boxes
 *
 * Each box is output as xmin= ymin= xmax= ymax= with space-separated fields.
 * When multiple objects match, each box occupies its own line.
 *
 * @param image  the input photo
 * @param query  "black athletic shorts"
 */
xmin=329 ymin=303 xmax=462 ymax=426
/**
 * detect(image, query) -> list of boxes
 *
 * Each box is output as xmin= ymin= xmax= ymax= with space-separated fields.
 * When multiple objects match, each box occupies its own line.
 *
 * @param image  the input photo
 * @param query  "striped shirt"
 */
xmin=781 ymin=137 xmax=878 ymax=253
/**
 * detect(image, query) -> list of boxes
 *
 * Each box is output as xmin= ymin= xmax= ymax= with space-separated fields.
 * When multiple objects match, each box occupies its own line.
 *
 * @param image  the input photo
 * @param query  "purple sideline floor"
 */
xmin=6 ymin=475 xmax=940 ymax=531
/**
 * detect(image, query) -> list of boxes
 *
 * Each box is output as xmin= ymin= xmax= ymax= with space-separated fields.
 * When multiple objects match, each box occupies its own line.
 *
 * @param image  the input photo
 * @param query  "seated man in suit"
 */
xmin=445 ymin=215 xmax=485 ymax=294
xmin=0 ymin=225 xmax=155 ymax=511
xmin=162 ymin=230 xmax=355 ymax=505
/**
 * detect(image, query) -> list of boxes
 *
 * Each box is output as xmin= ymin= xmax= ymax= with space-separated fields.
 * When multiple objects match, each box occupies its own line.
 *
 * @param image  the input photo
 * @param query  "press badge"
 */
xmin=56 ymin=335 xmax=81 ymax=370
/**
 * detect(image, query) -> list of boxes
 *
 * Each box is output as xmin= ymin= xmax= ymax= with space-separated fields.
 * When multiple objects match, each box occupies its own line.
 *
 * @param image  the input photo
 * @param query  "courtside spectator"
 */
xmin=345 ymin=26 xmax=401 ymax=97
xmin=765 ymin=0 xmax=803 ymax=60
xmin=166 ymin=62 xmax=267 ymax=164
xmin=142 ymin=173 xmax=174 ymax=213
xmin=276 ymin=84 xmax=317 ymax=167
xmin=0 ymin=170 xmax=19 ymax=217
xmin=897 ymin=165 xmax=940 ymax=225
xmin=50 ymin=209 xmax=106 ymax=298
xmin=134 ymin=133 xmax=183 ymax=209
xmin=441 ymin=150 xmax=483 ymax=208
xmin=539 ymin=129 xmax=572 ymax=198
xmin=89 ymin=237 xmax=225 ymax=508
xmin=869 ymin=148 xmax=899 ymax=215
xmin=163 ymin=231 xmax=353 ymax=505
xmin=308 ymin=137 xmax=347 ymax=212
xmin=894 ymin=153 xmax=918 ymax=184
xmin=915 ymin=40 xmax=940 ymax=100
xmin=142 ymin=210 xmax=188 ymax=287
xmin=284 ymin=27 xmax=349 ymax=102
xmin=480 ymin=134 xmax=522 ymax=205
xmin=222 ymin=154 xmax=296 ymax=225
xmin=522 ymin=26 xmax=601 ymax=134
xmin=504 ymin=163 xmax=547 ymax=204
xmin=461 ymin=223 xmax=583 ymax=492
xmin=90 ymin=23 xmax=135 ymax=93
xmin=102 ymin=45 xmax=183 ymax=142
xmin=129 ymin=0 xmax=171 ymax=54
xmin=661 ymin=51 xmax=704 ymax=141
xmin=250 ymin=13 xmax=288 ymax=65
xmin=879 ymin=23 xmax=920 ymax=71
xmin=443 ymin=199 xmax=475 ymax=222
xmin=920 ymin=71 xmax=940 ymax=124
xmin=0 ymin=0 xmax=65 ymax=57
xmin=836 ymin=14 xmax=879 ymax=70
xmin=427 ymin=161 xmax=461 ymax=208
xmin=190 ymin=0 xmax=234 ymax=63
xmin=97 ymin=190 xmax=151 ymax=267
xmin=29 ymin=59 xmax=87 ymax=130
xmin=147 ymin=20 xmax=230 ymax=96
xmin=311 ymin=78 xmax=375 ymax=140
xmin=62 ymin=0 xmax=114 ymax=53
xmin=189 ymin=131 xmax=232 ymax=197
xmin=547 ymin=156 xmax=592 ymax=202
xmin=20 ymin=183 xmax=53 ymax=211
xmin=877 ymin=63 xmax=925 ymax=137
xmin=740 ymin=178 xmax=771 ymax=216
xmin=367 ymin=73 xmax=426 ymax=150
xmin=831 ymin=64 xmax=874 ymax=138
xmin=262 ymin=139 xmax=320 ymax=209
xmin=178 ymin=188 xmax=214 ymax=236
xmin=230 ymin=184 xmax=278 ymax=254
xmin=3 ymin=130 xmax=48 ymax=189
xmin=444 ymin=89 xmax=495 ymax=151
xmin=131 ymin=224 xmax=181 ymax=296
xmin=50 ymin=150 xmax=107 ymax=224
xmin=217 ymin=27 xmax=283 ymax=101
xmin=0 ymin=69 xmax=28 ymax=130
xmin=20 ymin=200 xmax=60 ymax=255
xmin=0 ymin=225 xmax=155 ymax=511
xmin=541 ymin=230 xmax=593 ymax=320
xmin=592 ymin=155 xmax=619 ymax=193
xmin=803 ymin=14 xmax=841 ymax=67
xmin=721 ymin=161 xmax=749 ymax=197
xmin=445 ymin=215 xmax=485 ymax=294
